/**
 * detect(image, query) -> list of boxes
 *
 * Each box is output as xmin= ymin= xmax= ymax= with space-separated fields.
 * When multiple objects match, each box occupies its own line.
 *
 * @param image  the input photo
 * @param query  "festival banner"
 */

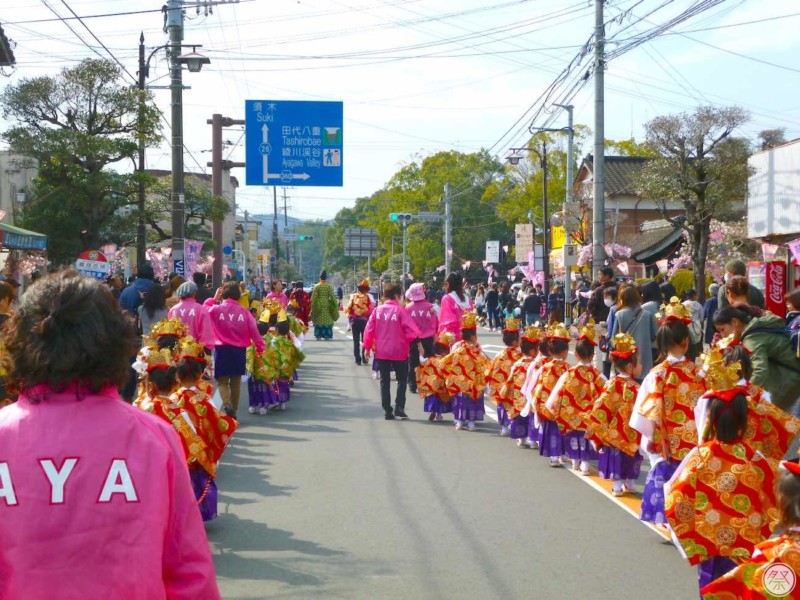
xmin=762 ymin=243 xmax=779 ymax=263
xmin=655 ymin=259 xmax=669 ymax=273
xmin=787 ymin=238 xmax=800 ymax=265
xmin=185 ymin=240 xmax=204 ymax=277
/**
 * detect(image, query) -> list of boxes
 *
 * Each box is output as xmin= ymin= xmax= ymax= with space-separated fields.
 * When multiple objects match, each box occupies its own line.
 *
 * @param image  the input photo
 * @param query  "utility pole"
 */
xmin=444 ymin=182 xmax=452 ymax=276
xmin=136 ymin=33 xmax=147 ymax=270
xmin=283 ymin=188 xmax=290 ymax=267
xmin=272 ymin=186 xmax=279 ymax=278
xmin=555 ymin=103 xmax=575 ymax=323
xmin=540 ymin=142 xmax=549 ymax=296
xmin=592 ymin=0 xmax=606 ymax=275
xmin=166 ymin=0 xmax=185 ymax=276
xmin=207 ymin=114 xmax=245 ymax=288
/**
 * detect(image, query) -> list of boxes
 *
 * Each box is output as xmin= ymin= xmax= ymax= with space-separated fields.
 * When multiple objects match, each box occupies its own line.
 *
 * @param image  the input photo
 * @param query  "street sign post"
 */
xmin=245 ymin=100 xmax=343 ymax=187
xmin=281 ymin=233 xmax=299 ymax=241
xmin=75 ymin=250 xmax=109 ymax=280
xmin=515 ymin=223 xmax=534 ymax=263
xmin=344 ymin=228 xmax=377 ymax=258
xmin=485 ymin=240 xmax=500 ymax=263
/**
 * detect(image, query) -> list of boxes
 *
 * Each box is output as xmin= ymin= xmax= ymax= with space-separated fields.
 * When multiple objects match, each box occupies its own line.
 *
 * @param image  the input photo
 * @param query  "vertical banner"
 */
xmin=184 ymin=240 xmax=204 ymax=278
xmin=765 ymin=260 xmax=787 ymax=319
xmin=787 ymin=238 xmax=800 ymax=265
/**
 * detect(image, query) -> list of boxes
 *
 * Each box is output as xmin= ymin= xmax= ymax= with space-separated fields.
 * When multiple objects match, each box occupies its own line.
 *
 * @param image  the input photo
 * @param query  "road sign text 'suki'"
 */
xmin=245 ymin=100 xmax=343 ymax=187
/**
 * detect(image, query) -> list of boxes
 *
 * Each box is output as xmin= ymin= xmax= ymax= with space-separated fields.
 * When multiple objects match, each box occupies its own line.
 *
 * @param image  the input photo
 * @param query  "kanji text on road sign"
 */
xmin=245 ymin=100 xmax=343 ymax=187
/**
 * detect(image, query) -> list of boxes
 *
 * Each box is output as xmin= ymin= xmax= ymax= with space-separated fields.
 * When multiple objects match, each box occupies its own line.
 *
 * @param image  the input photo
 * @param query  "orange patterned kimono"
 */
xmin=136 ymin=394 xmax=215 ymax=474
xmin=485 ymin=347 xmax=522 ymax=405
xmin=441 ymin=343 xmax=489 ymax=400
xmin=547 ymin=363 xmax=605 ymax=434
xmin=744 ymin=384 xmax=800 ymax=462
xmin=171 ymin=386 xmax=238 ymax=477
xmin=700 ymin=531 xmax=800 ymax=599
xmin=535 ymin=359 xmax=570 ymax=420
xmin=416 ymin=356 xmax=449 ymax=402
xmin=346 ymin=292 xmax=372 ymax=318
xmin=638 ymin=358 xmax=706 ymax=461
xmin=500 ymin=356 xmax=536 ymax=419
xmin=665 ymin=440 xmax=780 ymax=566
xmin=586 ymin=375 xmax=641 ymax=457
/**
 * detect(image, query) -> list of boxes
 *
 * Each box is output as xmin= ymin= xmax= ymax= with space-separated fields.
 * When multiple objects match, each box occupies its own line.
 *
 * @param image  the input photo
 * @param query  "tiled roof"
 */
xmin=581 ymin=155 xmax=651 ymax=197
xmin=617 ymin=218 xmax=685 ymax=262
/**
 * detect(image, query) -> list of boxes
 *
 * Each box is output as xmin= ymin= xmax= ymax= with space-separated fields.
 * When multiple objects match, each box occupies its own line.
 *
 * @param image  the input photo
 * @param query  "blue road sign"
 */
xmin=173 ymin=259 xmax=185 ymax=277
xmin=223 ymin=245 xmax=232 ymax=255
xmin=245 ymin=100 xmax=343 ymax=187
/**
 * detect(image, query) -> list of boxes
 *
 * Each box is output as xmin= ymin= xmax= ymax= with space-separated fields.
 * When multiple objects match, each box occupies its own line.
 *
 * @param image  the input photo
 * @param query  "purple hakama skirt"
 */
xmin=190 ymin=465 xmax=217 ymax=522
xmin=423 ymin=395 xmax=453 ymax=414
xmin=538 ymin=418 xmax=564 ymax=458
xmin=277 ymin=379 xmax=291 ymax=404
xmin=453 ymin=393 xmax=485 ymax=422
xmin=248 ymin=378 xmax=278 ymax=408
xmin=496 ymin=404 xmax=511 ymax=426
xmin=597 ymin=447 xmax=643 ymax=481
xmin=698 ymin=557 xmax=736 ymax=593
xmin=563 ymin=430 xmax=598 ymax=462
xmin=640 ymin=459 xmax=680 ymax=525
xmin=508 ymin=415 xmax=529 ymax=440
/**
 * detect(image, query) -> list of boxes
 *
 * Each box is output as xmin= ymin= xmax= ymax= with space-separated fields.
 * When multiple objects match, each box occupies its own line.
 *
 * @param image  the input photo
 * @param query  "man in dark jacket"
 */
xmin=119 ymin=264 xmax=155 ymax=316
xmin=522 ymin=288 xmax=542 ymax=325
xmin=588 ymin=266 xmax=616 ymax=323
xmin=192 ymin=272 xmax=213 ymax=303
xmin=717 ymin=259 xmax=765 ymax=311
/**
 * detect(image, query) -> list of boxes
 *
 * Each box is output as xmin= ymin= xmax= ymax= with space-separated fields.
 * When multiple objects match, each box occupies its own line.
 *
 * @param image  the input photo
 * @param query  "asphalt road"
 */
xmin=209 ymin=318 xmax=699 ymax=599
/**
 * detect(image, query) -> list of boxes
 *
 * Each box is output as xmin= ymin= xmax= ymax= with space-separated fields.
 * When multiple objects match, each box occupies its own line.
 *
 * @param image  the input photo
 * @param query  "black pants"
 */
xmin=351 ymin=318 xmax=367 ymax=363
xmin=408 ymin=336 xmax=434 ymax=392
xmin=377 ymin=359 xmax=408 ymax=414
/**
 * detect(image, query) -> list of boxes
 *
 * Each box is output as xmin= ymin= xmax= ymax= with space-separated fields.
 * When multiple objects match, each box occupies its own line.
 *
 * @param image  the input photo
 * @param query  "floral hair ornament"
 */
xmin=460 ymin=311 xmax=478 ymax=331
xmin=502 ymin=316 xmax=520 ymax=333
xmin=657 ymin=296 xmax=692 ymax=326
xmin=150 ymin=317 xmax=187 ymax=338
xmin=262 ymin=299 xmax=282 ymax=315
xmin=574 ymin=319 xmax=597 ymax=346
xmin=780 ymin=459 xmax=800 ymax=477
xmin=609 ymin=332 xmax=637 ymax=359
xmin=521 ymin=324 xmax=543 ymax=343
xmin=701 ymin=346 xmax=748 ymax=403
xmin=717 ymin=333 xmax=752 ymax=355
xmin=145 ymin=347 xmax=174 ymax=373
xmin=547 ymin=322 xmax=571 ymax=342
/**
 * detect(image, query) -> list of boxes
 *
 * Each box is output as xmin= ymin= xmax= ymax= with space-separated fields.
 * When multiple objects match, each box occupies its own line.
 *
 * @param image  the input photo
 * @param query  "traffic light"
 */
xmin=298 ymin=235 xmax=314 ymax=241
xmin=389 ymin=213 xmax=413 ymax=223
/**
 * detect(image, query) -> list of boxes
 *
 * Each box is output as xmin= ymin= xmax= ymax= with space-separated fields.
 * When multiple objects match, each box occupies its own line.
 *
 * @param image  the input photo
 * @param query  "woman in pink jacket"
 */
xmin=438 ymin=272 xmax=472 ymax=341
xmin=168 ymin=281 xmax=215 ymax=349
xmin=206 ymin=281 xmax=266 ymax=419
xmin=404 ymin=282 xmax=438 ymax=394
xmin=363 ymin=283 xmax=421 ymax=420
xmin=265 ymin=278 xmax=289 ymax=308
xmin=0 ymin=270 xmax=219 ymax=600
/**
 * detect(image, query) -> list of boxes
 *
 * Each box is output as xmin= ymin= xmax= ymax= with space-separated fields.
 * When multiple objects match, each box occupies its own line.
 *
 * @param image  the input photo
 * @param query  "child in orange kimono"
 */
xmin=701 ymin=459 xmax=800 ymax=599
xmin=665 ymin=352 xmax=779 ymax=595
xmin=500 ymin=325 xmax=542 ymax=447
xmin=440 ymin=313 xmax=489 ymax=431
xmin=586 ymin=333 xmax=644 ymax=496
xmin=630 ymin=298 xmax=707 ymax=525
xmin=695 ymin=338 xmax=800 ymax=466
xmin=485 ymin=317 xmax=522 ymax=436
xmin=418 ymin=332 xmax=455 ymax=422
xmin=545 ymin=322 xmax=605 ymax=474
xmin=523 ymin=323 xmax=571 ymax=466
xmin=171 ymin=336 xmax=238 ymax=521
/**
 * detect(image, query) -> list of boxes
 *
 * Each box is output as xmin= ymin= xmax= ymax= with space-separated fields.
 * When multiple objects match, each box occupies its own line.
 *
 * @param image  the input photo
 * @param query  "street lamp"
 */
xmin=137 ymin=32 xmax=209 ymax=273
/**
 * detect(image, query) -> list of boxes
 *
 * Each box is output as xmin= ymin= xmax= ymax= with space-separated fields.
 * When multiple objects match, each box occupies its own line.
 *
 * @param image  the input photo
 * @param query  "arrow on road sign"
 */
xmin=261 ymin=155 xmax=310 ymax=183
xmin=261 ymin=124 xmax=269 ymax=144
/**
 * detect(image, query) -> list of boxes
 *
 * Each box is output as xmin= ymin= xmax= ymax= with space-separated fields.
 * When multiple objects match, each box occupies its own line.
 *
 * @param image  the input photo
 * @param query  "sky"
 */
xmin=2 ymin=0 xmax=800 ymax=224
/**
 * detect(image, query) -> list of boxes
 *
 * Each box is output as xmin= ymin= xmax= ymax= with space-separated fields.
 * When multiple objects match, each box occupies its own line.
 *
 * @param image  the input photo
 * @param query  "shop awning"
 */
xmin=0 ymin=223 xmax=48 ymax=251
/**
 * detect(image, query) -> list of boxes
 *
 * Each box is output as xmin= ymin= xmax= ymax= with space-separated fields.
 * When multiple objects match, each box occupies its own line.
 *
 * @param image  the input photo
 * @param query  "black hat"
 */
xmin=320 ymin=270 xmax=327 ymax=280
xmin=294 ymin=281 xmax=304 ymax=288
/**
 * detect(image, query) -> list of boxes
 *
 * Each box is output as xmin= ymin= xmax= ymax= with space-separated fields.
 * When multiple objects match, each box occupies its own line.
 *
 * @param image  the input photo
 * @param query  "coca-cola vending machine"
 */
xmin=765 ymin=260 xmax=787 ymax=318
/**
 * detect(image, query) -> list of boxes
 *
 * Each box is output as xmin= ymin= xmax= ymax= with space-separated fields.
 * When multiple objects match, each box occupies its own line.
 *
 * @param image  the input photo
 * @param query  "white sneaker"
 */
xmin=524 ymin=438 xmax=536 ymax=448
xmin=248 ymin=407 xmax=257 ymax=414
xmin=549 ymin=458 xmax=562 ymax=468
xmin=612 ymin=483 xmax=624 ymax=496
xmin=258 ymin=407 xmax=267 ymax=415
xmin=455 ymin=421 xmax=464 ymax=430
xmin=467 ymin=421 xmax=476 ymax=431
xmin=580 ymin=461 xmax=590 ymax=476
xmin=500 ymin=426 xmax=510 ymax=437
xmin=516 ymin=438 xmax=525 ymax=448
xmin=279 ymin=402 xmax=287 ymax=411
xmin=572 ymin=460 xmax=580 ymax=471
xmin=435 ymin=414 xmax=443 ymax=421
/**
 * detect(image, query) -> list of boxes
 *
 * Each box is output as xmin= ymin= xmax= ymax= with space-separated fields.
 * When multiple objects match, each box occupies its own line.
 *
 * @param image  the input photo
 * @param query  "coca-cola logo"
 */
xmin=769 ymin=263 xmax=785 ymax=304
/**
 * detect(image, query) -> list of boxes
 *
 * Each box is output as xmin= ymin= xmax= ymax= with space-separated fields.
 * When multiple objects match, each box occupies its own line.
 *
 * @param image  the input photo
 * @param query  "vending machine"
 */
xmin=747 ymin=260 xmax=788 ymax=318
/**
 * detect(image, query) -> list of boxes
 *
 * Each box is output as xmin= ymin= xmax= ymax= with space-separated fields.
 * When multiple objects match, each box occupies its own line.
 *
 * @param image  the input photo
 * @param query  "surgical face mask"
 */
xmin=724 ymin=273 xmax=730 ymax=283
xmin=604 ymin=298 xmax=615 ymax=308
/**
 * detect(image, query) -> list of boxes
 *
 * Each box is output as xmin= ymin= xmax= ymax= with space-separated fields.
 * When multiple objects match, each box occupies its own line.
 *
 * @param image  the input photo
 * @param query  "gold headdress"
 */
xmin=521 ymin=324 xmax=543 ymax=343
xmin=715 ymin=333 xmax=751 ymax=355
xmin=576 ymin=319 xmax=597 ymax=346
xmin=502 ymin=316 xmax=520 ymax=333
xmin=547 ymin=322 xmax=571 ymax=341
xmin=262 ymin=299 xmax=282 ymax=315
xmin=145 ymin=347 xmax=174 ymax=373
xmin=699 ymin=346 xmax=748 ymax=406
xmin=436 ymin=331 xmax=456 ymax=347
xmin=176 ymin=336 xmax=206 ymax=363
xmin=150 ymin=317 xmax=187 ymax=338
xmin=609 ymin=332 xmax=637 ymax=359
xmin=657 ymin=296 xmax=692 ymax=325
xmin=460 ymin=312 xmax=478 ymax=331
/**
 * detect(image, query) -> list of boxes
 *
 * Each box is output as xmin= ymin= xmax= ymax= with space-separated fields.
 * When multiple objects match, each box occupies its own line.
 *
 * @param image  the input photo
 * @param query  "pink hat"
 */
xmin=405 ymin=283 xmax=425 ymax=302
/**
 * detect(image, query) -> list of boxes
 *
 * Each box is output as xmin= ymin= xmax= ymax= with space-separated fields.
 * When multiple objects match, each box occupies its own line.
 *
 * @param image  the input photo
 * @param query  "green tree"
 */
xmin=0 ymin=59 xmax=161 ymax=262
xmin=636 ymin=106 xmax=751 ymax=301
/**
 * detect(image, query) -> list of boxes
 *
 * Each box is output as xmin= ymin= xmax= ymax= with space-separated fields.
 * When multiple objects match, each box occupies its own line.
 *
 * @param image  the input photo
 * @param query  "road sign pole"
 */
xmin=402 ymin=220 xmax=408 ymax=293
